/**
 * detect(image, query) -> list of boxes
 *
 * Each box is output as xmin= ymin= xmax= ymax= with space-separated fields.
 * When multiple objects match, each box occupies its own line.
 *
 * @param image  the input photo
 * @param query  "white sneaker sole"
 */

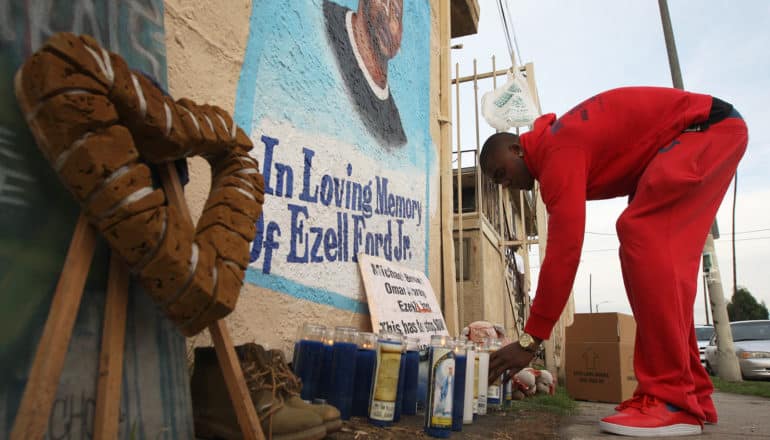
xmin=599 ymin=420 xmax=702 ymax=437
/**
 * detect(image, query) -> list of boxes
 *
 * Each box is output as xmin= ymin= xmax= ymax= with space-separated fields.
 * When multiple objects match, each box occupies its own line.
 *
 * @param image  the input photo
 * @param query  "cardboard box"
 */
xmin=565 ymin=313 xmax=637 ymax=403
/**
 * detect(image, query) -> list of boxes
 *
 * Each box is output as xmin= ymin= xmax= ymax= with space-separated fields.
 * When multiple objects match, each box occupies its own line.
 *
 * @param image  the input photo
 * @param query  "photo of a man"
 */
xmin=324 ymin=0 xmax=407 ymax=148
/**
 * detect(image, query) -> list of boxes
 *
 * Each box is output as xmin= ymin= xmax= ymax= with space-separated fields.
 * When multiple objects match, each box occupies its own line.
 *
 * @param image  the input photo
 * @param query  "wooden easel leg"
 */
xmin=209 ymin=320 xmax=265 ymax=440
xmin=158 ymin=163 xmax=265 ymax=440
xmin=94 ymin=253 xmax=130 ymax=439
xmin=10 ymin=214 xmax=98 ymax=440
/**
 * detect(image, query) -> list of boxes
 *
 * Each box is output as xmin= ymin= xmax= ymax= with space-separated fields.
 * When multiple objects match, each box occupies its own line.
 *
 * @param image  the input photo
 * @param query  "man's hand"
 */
xmin=488 ymin=342 xmax=536 ymax=384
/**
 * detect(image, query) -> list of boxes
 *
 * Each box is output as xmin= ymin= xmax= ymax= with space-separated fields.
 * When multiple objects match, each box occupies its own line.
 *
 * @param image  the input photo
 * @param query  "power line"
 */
xmin=496 ymin=0 xmax=523 ymax=67
xmin=715 ymin=236 xmax=770 ymax=243
xmin=582 ymin=236 xmax=770 ymax=254
xmin=503 ymin=0 xmax=523 ymax=66
xmin=585 ymin=228 xmax=770 ymax=237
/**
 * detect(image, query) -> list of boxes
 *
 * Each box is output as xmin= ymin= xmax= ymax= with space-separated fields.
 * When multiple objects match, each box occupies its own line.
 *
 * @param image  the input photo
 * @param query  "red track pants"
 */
xmin=616 ymin=114 xmax=748 ymax=420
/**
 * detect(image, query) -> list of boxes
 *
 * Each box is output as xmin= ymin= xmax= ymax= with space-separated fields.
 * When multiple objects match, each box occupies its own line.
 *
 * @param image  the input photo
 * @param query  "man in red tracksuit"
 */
xmin=483 ymin=87 xmax=748 ymax=437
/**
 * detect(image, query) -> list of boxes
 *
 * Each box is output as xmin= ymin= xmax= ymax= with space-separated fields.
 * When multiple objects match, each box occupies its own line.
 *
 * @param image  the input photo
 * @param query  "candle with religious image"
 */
xmin=451 ymin=338 xmax=466 ymax=431
xmin=369 ymin=333 xmax=405 ymax=427
xmin=424 ymin=335 xmax=454 ymax=438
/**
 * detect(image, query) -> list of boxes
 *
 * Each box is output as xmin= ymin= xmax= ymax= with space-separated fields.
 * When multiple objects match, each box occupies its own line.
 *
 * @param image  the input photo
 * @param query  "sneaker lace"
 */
xmin=616 ymin=395 xmax=658 ymax=413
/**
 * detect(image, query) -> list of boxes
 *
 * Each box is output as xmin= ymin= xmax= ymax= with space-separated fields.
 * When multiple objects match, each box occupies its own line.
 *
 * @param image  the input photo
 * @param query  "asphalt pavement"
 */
xmin=562 ymin=391 xmax=770 ymax=439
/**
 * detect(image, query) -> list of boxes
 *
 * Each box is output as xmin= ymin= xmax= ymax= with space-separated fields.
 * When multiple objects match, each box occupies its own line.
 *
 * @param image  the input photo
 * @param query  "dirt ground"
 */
xmin=327 ymin=409 xmax=564 ymax=440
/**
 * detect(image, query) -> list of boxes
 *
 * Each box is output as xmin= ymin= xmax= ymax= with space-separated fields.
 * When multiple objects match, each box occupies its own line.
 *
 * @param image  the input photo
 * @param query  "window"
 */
xmin=454 ymin=238 xmax=471 ymax=281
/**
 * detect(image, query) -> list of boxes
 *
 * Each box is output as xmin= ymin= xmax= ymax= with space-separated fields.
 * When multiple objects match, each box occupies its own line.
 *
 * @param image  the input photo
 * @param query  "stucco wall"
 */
xmin=165 ymin=0 xmax=443 ymax=354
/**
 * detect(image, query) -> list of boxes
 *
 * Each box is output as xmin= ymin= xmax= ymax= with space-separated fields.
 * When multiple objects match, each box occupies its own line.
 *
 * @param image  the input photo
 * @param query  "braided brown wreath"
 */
xmin=14 ymin=33 xmax=265 ymax=336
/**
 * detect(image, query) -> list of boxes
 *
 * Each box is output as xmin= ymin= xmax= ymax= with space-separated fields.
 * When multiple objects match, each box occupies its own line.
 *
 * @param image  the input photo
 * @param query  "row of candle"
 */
xmin=292 ymin=324 xmax=516 ymax=438
xmin=291 ymin=324 xmax=421 ymax=421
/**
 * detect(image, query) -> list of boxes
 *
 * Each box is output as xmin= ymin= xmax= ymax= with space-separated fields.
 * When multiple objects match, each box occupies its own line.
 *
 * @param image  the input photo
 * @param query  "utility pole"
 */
xmin=703 ymin=274 xmax=711 ymax=325
xmin=658 ymin=0 xmax=741 ymax=381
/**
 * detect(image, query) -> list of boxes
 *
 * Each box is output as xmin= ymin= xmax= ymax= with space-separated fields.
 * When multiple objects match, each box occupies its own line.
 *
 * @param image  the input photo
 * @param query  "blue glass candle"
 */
xmin=352 ymin=332 xmax=377 ymax=417
xmin=329 ymin=327 xmax=359 ymax=420
xmin=369 ymin=333 xmax=405 ymax=427
xmin=401 ymin=337 xmax=420 ymax=416
xmin=292 ymin=323 xmax=326 ymax=401
xmin=451 ymin=340 xmax=466 ymax=431
xmin=292 ymin=341 xmax=300 ymax=371
xmin=424 ymin=335 xmax=454 ymax=438
xmin=317 ymin=330 xmax=335 ymax=401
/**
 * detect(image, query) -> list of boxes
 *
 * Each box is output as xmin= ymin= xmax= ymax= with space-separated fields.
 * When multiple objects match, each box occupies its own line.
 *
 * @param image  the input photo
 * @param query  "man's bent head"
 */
xmin=480 ymin=132 xmax=535 ymax=190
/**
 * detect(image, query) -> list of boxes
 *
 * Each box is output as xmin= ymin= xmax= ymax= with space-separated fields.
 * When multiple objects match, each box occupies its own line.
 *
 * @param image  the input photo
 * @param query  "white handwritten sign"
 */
xmin=358 ymin=254 xmax=449 ymax=347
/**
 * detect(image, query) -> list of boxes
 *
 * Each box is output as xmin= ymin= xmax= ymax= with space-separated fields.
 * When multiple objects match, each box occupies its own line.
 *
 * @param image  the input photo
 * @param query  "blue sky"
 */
xmin=452 ymin=1 xmax=770 ymax=323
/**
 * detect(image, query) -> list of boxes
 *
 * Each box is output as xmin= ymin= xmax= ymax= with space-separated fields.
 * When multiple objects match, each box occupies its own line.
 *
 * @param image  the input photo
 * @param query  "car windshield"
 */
xmin=731 ymin=321 xmax=770 ymax=342
xmin=696 ymin=327 xmax=714 ymax=341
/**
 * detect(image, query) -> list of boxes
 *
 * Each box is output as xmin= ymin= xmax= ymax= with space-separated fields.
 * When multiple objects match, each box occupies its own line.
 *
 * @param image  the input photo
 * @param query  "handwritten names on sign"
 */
xmin=358 ymin=254 xmax=449 ymax=347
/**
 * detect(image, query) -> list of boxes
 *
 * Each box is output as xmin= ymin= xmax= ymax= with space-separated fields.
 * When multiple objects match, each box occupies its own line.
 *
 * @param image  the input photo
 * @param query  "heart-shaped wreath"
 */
xmin=14 ymin=33 xmax=265 ymax=336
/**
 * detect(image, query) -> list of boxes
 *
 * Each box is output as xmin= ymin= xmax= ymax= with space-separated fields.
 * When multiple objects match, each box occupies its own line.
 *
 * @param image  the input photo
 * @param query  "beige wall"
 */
xmin=455 ymin=222 xmax=482 ymax=324
xmin=454 ymin=216 xmax=514 ymax=333
xmin=479 ymin=219 xmax=507 ymax=326
xmin=165 ymin=0 xmax=444 ymax=354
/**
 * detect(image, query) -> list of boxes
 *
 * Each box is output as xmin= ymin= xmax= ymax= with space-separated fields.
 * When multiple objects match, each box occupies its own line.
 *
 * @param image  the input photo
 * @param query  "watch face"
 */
xmin=520 ymin=334 xmax=533 ymax=347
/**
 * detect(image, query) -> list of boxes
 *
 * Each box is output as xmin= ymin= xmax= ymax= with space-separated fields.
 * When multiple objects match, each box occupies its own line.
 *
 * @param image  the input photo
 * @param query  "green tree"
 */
xmin=727 ymin=287 xmax=769 ymax=321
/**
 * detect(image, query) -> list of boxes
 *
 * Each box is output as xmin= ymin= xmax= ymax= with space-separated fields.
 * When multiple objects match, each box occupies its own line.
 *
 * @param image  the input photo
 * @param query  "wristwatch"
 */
xmin=518 ymin=332 xmax=540 ymax=353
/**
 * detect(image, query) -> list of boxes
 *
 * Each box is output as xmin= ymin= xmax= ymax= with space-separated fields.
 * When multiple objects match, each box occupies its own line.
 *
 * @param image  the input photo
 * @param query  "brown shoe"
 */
xmin=267 ymin=348 xmax=343 ymax=434
xmin=191 ymin=344 xmax=326 ymax=440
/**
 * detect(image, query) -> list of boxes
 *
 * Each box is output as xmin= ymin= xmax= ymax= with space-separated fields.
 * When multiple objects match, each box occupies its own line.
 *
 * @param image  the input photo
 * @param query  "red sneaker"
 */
xmin=600 ymin=395 xmax=703 ymax=437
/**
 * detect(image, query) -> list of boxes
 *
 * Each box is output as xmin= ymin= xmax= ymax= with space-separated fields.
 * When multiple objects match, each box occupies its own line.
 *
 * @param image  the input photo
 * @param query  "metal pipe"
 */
xmin=451 ymin=65 xmax=526 ymax=85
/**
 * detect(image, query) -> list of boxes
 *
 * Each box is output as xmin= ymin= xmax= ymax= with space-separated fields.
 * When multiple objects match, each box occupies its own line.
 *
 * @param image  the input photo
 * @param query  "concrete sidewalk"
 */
xmin=561 ymin=391 xmax=770 ymax=439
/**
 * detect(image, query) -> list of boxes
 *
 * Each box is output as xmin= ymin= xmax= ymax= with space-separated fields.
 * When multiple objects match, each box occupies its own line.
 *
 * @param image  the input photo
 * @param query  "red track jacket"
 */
xmin=520 ymin=87 xmax=713 ymax=339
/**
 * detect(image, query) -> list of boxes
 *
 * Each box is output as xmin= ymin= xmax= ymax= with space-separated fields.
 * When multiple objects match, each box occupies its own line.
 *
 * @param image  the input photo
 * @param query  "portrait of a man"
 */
xmin=324 ymin=0 xmax=407 ymax=148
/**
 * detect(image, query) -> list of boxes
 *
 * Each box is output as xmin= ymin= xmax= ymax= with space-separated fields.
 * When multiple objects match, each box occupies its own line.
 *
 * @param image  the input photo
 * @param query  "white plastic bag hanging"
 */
xmin=481 ymin=71 xmax=539 ymax=130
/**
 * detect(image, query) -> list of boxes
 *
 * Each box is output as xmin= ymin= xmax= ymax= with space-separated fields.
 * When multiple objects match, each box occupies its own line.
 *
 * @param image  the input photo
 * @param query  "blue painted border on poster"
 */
xmin=244 ymin=268 xmax=370 ymax=314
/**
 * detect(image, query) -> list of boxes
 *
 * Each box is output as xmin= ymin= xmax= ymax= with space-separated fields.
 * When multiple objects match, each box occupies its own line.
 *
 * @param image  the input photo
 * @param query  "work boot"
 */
xmin=191 ymin=344 xmax=326 ymax=440
xmin=267 ymin=348 xmax=343 ymax=434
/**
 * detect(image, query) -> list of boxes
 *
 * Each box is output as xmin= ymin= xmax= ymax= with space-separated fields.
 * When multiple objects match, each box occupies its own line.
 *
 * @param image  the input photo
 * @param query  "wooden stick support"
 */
xmin=10 ymin=214 xmax=98 ymax=440
xmin=93 ymin=253 xmax=130 ymax=439
xmin=11 ymin=164 xmax=263 ymax=439
xmin=159 ymin=163 xmax=264 ymax=440
xmin=209 ymin=320 xmax=264 ymax=440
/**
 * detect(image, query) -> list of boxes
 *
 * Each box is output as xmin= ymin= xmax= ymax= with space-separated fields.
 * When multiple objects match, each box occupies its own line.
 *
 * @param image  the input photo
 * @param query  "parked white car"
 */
xmin=696 ymin=325 xmax=714 ymax=367
xmin=704 ymin=320 xmax=770 ymax=380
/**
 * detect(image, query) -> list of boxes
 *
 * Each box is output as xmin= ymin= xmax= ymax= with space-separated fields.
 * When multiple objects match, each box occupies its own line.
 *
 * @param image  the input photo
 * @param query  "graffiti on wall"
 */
xmin=0 ymin=1 xmax=193 ymax=438
xmin=236 ymin=0 xmax=437 ymax=313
